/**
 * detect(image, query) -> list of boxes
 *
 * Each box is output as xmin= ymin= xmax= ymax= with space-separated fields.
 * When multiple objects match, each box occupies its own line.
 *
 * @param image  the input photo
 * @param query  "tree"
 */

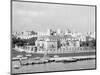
xmin=30 ymin=31 xmax=37 ymax=35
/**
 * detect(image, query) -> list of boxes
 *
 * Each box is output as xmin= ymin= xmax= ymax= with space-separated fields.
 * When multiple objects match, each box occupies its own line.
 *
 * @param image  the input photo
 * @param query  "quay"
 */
xmin=12 ymin=48 xmax=96 ymax=58
xmin=12 ymin=55 xmax=95 ymax=69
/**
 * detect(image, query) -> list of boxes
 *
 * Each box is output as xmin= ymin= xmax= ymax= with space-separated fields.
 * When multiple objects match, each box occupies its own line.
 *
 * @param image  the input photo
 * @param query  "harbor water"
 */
xmin=12 ymin=59 xmax=96 ymax=74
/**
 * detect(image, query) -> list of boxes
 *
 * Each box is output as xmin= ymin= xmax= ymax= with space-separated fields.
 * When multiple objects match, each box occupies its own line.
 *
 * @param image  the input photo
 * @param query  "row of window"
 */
xmin=36 ymin=47 xmax=89 ymax=52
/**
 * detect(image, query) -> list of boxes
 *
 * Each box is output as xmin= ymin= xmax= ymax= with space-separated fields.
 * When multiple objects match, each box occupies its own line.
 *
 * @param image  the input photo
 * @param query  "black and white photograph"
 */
xmin=11 ymin=0 xmax=96 ymax=74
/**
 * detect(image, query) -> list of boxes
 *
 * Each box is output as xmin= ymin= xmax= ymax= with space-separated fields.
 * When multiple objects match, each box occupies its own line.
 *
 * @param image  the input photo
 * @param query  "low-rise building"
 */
xmin=35 ymin=35 xmax=80 ymax=53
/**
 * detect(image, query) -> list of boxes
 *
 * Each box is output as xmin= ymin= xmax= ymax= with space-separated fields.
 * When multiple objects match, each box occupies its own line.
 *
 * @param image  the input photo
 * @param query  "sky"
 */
xmin=12 ymin=1 xmax=95 ymax=33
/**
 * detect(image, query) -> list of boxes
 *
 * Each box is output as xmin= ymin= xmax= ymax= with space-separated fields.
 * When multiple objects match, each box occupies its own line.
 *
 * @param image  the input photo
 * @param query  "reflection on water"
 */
xmin=12 ymin=59 xmax=96 ymax=74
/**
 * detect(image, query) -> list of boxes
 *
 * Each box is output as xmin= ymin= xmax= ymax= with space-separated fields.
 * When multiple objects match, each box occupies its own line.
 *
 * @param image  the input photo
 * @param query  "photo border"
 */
xmin=10 ymin=0 xmax=97 ymax=75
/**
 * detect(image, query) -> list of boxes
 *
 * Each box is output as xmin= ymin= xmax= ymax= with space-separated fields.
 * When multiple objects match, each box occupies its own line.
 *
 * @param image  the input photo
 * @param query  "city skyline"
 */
xmin=12 ymin=1 xmax=95 ymax=33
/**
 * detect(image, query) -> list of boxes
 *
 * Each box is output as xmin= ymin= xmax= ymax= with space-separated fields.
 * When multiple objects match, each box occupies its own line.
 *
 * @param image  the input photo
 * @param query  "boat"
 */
xmin=13 ymin=61 xmax=21 ymax=69
xmin=62 ymin=58 xmax=78 ymax=62
xmin=12 ymin=57 xmax=20 ymax=61
xmin=13 ymin=64 xmax=20 ymax=69
xmin=50 ymin=57 xmax=78 ymax=62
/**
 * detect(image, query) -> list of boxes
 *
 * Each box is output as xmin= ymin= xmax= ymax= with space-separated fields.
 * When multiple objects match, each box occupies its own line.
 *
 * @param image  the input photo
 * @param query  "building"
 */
xmin=35 ymin=34 xmax=80 ymax=53
xmin=15 ymin=31 xmax=37 ymax=39
xmin=15 ymin=45 xmax=37 ymax=53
